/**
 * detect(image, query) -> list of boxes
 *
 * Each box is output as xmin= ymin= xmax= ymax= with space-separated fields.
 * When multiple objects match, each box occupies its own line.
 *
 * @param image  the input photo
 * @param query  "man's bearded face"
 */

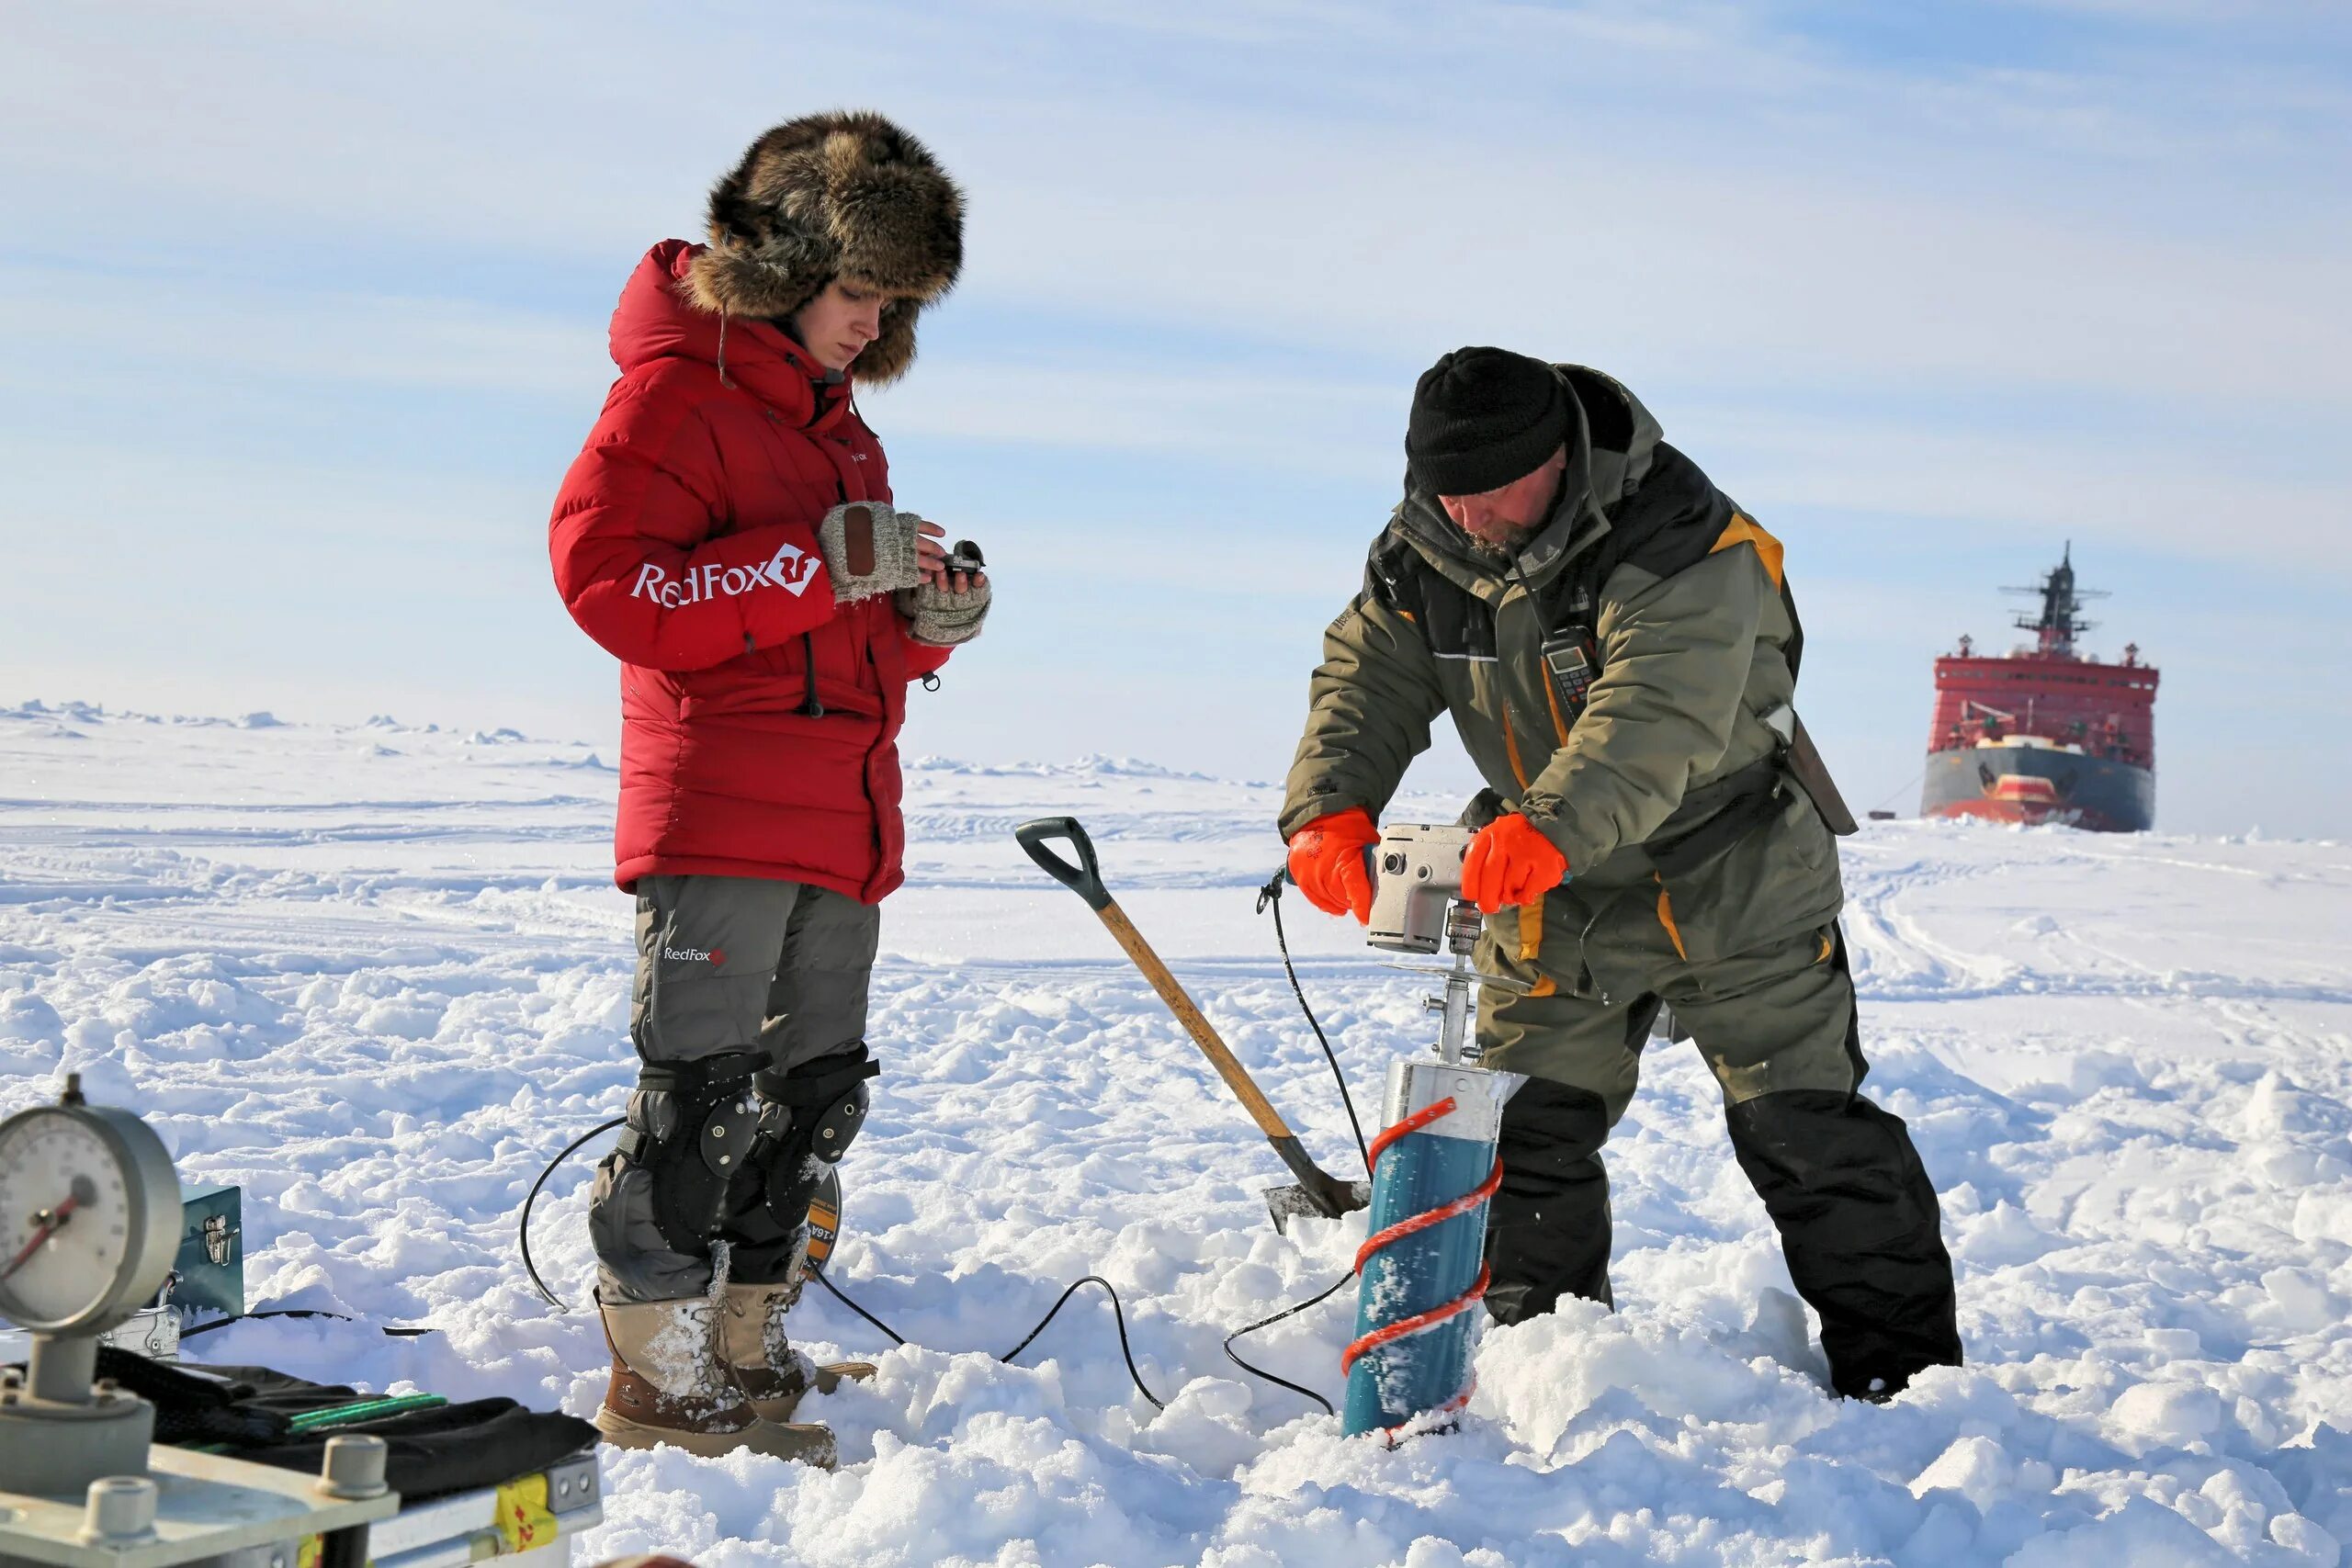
xmin=1438 ymin=448 xmax=1568 ymax=555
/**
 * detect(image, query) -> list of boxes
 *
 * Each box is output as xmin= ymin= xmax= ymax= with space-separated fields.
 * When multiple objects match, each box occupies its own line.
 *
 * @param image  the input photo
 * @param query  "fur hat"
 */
xmin=684 ymin=111 xmax=965 ymax=384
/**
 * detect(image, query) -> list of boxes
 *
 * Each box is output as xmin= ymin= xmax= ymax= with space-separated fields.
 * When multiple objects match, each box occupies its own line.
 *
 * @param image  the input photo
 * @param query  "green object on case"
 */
xmin=287 ymin=1393 xmax=450 ymax=1431
xmin=174 ymin=1184 xmax=245 ymax=1319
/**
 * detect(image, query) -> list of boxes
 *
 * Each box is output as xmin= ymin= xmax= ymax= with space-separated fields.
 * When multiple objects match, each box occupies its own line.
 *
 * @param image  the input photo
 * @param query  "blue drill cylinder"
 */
xmin=1341 ymin=1060 xmax=1506 ymax=1438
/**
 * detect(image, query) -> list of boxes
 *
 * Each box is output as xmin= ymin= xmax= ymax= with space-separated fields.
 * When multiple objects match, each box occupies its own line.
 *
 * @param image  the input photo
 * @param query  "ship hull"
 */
xmin=1921 ymin=744 xmax=2154 ymax=832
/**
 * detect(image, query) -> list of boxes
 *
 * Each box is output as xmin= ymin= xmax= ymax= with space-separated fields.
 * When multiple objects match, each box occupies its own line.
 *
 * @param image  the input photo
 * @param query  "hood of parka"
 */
xmin=1392 ymin=364 xmax=1665 ymax=603
xmin=608 ymin=240 xmax=849 ymax=432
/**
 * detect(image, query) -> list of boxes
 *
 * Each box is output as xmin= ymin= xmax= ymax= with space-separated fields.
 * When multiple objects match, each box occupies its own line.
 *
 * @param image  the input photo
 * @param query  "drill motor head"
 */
xmin=1364 ymin=823 xmax=1475 ymax=954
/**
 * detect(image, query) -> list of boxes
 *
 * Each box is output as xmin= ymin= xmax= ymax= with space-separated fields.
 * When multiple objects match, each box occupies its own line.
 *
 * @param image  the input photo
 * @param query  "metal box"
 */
xmin=365 ymin=1452 xmax=603 ymax=1568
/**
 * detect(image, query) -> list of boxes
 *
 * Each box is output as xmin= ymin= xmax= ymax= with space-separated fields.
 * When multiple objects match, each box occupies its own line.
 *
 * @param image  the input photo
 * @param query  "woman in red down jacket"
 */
xmin=547 ymin=113 xmax=986 ymax=1466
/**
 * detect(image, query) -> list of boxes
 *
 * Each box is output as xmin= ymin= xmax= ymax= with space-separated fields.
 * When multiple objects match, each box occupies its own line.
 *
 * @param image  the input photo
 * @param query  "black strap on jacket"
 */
xmin=1643 ymin=757 xmax=1790 ymax=879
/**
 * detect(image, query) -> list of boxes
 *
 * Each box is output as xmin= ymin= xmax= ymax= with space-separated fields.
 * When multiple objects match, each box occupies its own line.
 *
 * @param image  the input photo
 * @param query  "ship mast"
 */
xmin=2006 ymin=542 xmax=2106 ymax=659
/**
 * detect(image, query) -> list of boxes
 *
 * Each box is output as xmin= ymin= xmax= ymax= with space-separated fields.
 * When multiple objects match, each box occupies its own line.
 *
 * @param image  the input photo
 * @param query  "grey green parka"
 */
xmin=1280 ymin=366 xmax=1844 ymax=970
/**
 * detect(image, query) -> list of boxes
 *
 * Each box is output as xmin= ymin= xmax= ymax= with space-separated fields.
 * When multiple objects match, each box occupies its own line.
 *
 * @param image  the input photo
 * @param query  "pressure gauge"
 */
xmin=0 ymin=1083 xmax=181 ymax=1334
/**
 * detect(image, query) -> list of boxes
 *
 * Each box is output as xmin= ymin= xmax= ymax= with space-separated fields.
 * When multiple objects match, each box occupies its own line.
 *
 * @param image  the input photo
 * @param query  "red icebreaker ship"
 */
xmin=1920 ymin=548 xmax=2158 ymax=832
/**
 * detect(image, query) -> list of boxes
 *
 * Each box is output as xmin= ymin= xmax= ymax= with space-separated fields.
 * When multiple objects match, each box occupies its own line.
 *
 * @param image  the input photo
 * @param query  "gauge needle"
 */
xmin=2 ymin=1191 xmax=84 ymax=1280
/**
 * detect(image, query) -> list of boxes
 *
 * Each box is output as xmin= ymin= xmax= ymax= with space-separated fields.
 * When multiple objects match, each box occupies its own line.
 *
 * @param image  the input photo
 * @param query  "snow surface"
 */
xmin=3 ymin=699 xmax=2350 ymax=1566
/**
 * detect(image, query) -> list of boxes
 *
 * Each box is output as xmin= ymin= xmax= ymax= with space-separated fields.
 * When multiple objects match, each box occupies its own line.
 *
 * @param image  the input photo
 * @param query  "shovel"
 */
xmin=1015 ymin=817 xmax=1370 ymax=1232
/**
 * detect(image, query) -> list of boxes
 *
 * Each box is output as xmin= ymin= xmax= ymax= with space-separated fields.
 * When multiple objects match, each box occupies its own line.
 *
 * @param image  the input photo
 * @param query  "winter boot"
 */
xmin=594 ymin=1294 xmax=838 ymax=1467
xmin=718 ymin=1280 xmax=878 ymax=1423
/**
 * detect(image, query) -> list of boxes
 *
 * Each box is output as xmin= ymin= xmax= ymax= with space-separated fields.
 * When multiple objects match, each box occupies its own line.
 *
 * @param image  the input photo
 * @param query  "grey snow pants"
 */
xmin=589 ymin=874 xmax=880 ymax=1303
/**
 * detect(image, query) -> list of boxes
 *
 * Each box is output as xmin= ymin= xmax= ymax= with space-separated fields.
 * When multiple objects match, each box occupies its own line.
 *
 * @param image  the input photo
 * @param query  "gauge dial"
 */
xmin=0 ymin=1101 xmax=181 ymax=1334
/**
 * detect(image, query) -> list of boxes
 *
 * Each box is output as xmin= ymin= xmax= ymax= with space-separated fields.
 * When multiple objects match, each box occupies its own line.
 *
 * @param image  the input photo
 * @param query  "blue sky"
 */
xmin=4 ymin=0 xmax=2346 ymax=835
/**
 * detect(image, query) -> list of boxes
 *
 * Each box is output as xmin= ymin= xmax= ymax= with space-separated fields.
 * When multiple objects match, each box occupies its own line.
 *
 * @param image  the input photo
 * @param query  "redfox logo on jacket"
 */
xmin=629 ymin=542 xmax=817 ymax=608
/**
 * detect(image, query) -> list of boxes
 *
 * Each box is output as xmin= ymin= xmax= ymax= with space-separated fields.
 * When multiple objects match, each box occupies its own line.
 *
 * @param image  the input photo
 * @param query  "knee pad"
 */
xmin=750 ymin=1043 xmax=881 ymax=1234
xmin=612 ymin=1050 xmax=766 ymax=1257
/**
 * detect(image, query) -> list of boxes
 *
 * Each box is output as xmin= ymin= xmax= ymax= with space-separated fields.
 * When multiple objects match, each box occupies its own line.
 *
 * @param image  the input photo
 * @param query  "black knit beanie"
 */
xmin=1406 ymin=347 xmax=1568 ymax=495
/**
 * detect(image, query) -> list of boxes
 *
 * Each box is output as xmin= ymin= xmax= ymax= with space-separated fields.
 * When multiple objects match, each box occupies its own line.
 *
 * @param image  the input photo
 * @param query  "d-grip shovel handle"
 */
xmin=1017 ymin=813 xmax=1290 ymax=1140
xmin=1016 ymin=817 xmax=1113 ymax=911
xmin=1017 ymin=813 xmax=1367 ymax=1227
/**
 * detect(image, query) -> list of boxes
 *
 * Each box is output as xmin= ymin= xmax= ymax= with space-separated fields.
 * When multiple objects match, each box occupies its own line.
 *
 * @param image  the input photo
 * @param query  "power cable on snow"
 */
xmin=808 ymin=1267 xmax=1167 ymax=1411
xmin=516 ymin=873 xmax=1371 ymax=1420
xmin=519 ymin=1115 xmax=624 ymax=1313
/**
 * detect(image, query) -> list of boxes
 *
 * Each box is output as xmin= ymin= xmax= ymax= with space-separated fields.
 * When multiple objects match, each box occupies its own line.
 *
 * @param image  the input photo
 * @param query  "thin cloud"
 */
xmin=9 ymin=1 xmax=2345 ymax=415
xmin=0 ymin=265 xmax=604 ymax=399
xmin=3 ymin=0 xmax=2346 ymax=832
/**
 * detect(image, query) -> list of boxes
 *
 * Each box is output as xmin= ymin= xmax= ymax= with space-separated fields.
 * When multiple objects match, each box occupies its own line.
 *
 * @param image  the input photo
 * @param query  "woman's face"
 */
xmin=791 ymin=280 xmax=891 ymax=372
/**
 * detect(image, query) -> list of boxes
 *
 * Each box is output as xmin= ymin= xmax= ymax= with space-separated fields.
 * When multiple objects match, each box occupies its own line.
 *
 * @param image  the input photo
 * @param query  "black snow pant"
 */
xmin=588 ymin=874 xmax=880 ymax=1304
xmin=1478 ymin=918 xmax=1962 ymax=1399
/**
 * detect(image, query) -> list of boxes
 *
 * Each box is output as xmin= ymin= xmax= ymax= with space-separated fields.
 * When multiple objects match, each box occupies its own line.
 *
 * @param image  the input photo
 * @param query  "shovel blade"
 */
xmin=1265 ymin=1176 xmax=1373 ymax=1235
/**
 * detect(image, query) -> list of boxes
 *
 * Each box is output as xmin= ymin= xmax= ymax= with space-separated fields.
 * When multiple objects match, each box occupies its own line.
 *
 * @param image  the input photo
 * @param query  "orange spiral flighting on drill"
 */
xmin=1339 ymin=1094 xmax=1504 ymax=1428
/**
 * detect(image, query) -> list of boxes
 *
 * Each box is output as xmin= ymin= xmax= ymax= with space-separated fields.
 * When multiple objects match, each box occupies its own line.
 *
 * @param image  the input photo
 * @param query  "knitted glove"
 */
xmin=897 ymin=577 xmax=991 ymax=646
xmin=816 ymin=501 xmax=922 ymax=603
xmin=1286 ymin=807 xmax=1379 ymax=923
xmin=1460 ymin=813 xmax=1569 ymax=914
xmin=896 ymin=538 xmax=990 ymax=645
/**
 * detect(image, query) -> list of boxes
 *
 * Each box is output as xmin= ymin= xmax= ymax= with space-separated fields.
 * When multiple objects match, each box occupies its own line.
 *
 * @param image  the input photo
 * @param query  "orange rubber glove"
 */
xmin=1460 ymin=813 xmax=1569 ymax=914
xmin=1286 ymin=807 xmax=1379 ymax=923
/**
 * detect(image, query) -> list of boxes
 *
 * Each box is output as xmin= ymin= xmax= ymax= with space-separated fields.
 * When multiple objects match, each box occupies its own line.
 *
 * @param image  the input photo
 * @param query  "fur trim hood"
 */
xmin=684 ymin=111 xmax=964 ymax=385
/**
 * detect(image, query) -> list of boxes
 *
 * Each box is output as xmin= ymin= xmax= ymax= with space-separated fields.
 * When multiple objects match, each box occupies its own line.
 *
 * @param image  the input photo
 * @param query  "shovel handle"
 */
xmin=1017 ymin=816 xmax=1297 ymax=1142
xmin=1016 ymin=817 xmax=1113 ymax=911
xmin=1095 ymin=903 xmax=1295 ymax=1142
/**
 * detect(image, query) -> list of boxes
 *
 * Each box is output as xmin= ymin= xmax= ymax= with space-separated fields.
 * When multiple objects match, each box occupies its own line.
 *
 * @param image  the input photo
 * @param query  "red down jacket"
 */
xmin=549 ymin=240 xmax=953 ymax=899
